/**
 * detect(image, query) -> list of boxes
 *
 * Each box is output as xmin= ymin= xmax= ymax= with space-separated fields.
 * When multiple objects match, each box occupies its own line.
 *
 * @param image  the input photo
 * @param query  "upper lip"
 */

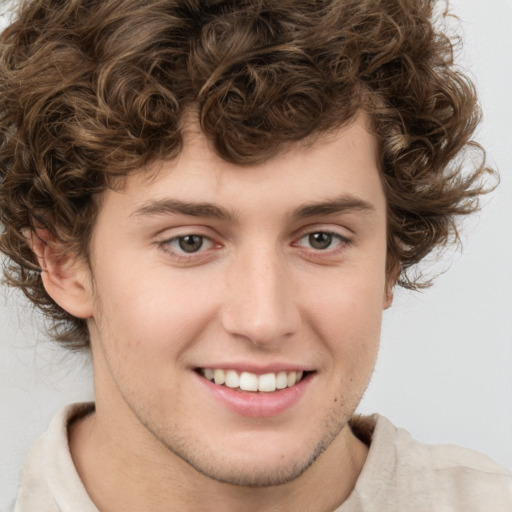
xmin=194 ymin=363 xmax=313 ymax=375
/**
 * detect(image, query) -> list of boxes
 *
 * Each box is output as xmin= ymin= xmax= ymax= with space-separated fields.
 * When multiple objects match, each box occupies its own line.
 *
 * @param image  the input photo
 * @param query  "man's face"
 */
xmin=82 ymin=116 xmax=390 ymax=486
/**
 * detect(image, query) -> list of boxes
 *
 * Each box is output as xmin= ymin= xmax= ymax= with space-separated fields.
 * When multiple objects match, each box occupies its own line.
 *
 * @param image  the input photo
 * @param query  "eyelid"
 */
xmin=292 ymin=223 xmax=352 ymax=242
xmin=166 ymin=234 xmax=215 ymax=253
xmin=291 ymin=226 xmax=353 ymax=259
xmin=156 ymin=229 xmax=223 ymax=262
xmin=294 ymin=231 xmax=348 ymax=247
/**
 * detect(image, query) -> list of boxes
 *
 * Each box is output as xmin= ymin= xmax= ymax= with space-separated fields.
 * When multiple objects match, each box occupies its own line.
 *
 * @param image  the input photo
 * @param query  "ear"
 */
xmin=383 ymin=282 xmax=394 ymax=310
xmin=382 ymin=261 xmax=400 ymax=310
xmin=29 ymin=229 xmax=93 ymax=319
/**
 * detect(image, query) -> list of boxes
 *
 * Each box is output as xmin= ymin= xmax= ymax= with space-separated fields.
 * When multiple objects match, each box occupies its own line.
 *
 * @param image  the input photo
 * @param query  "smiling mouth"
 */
xmin=197 ymin=368 xmax=308 ymax=393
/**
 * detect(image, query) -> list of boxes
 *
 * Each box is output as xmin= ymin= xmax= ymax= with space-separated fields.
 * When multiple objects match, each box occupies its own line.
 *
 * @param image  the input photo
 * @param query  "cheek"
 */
xmin=304 ymin=270 xmax=385 ymax=359
xmin=309 ymin=263 xmax=385 ymax=317
xmin=92 ymin=265 xmax=220 ymax=359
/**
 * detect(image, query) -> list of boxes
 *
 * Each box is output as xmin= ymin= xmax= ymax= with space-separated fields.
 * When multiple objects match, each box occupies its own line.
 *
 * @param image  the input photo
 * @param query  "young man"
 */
xmin=0 ymin=0 xmax=510 ymax=510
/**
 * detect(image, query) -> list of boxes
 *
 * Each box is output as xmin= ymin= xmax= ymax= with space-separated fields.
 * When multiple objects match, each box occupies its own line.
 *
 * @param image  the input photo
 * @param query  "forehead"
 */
xmin=101 ymin=116 xmax=384 ymax=221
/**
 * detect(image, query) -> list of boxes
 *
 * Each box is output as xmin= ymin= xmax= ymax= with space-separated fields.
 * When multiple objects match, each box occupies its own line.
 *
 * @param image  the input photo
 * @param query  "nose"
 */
xmin=219 ymin=247 xmax=301 ymax=348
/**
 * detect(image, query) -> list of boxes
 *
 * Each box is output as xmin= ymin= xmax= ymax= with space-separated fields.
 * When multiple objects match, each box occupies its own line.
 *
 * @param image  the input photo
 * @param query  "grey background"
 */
xmin=1 ymin=0 xmax=511 ymax=509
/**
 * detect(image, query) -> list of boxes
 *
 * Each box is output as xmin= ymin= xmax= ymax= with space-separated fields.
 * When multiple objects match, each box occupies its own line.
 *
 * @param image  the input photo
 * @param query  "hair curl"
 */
xmin=0 ymin=0 xmax=493 ymax=348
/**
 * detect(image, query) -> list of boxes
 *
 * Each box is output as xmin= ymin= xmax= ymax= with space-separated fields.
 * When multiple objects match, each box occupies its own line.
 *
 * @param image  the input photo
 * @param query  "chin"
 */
xmin=166 ymin=425 xmax=340 ymax=488
xmin=185 ymin=450 xmax=322 ymax=488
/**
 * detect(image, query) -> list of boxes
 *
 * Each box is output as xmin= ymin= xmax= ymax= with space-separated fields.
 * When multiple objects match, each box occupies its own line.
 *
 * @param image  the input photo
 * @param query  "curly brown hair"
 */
xmin=0 ymin=0 xmax=492 ymax=349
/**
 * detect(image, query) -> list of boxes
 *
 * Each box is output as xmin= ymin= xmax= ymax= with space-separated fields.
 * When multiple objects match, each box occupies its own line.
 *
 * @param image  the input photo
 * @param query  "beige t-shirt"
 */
xmin=15 ymin=403 xmax=512 ymax=511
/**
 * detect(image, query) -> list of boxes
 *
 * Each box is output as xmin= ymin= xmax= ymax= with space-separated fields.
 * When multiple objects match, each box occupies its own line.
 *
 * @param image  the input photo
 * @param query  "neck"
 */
xmin=69 ymin=400 xmax=368 ymax=512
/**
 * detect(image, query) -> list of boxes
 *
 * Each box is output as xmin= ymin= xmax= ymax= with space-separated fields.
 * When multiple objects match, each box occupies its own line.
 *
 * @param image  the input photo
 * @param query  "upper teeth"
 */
xmin=201 ymin=368 xmax=304 ymax=392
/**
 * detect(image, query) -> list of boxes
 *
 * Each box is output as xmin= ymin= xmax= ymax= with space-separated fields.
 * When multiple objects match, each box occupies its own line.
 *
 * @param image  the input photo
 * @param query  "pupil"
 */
xmin=179 ymin=235 xmax=203 ymax=253
xmin=309 ymin=232 xmax=332 ymax=250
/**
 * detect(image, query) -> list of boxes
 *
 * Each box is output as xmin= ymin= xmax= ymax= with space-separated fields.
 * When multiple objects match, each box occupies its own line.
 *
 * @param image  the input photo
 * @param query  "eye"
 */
xmin=296 ymin=231 xmax=347 ymax=251
xmin=166 ymin=234 xmax=214 ymax=254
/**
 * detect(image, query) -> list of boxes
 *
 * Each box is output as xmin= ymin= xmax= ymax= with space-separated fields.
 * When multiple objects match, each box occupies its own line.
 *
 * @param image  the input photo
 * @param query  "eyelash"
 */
xmin=294 ymin=231 xmax=350 ymax=252
xmin=158 ymin=234 xmax=217 ymax=262
xmin=158 ymin=230 xmax=352 ymax=262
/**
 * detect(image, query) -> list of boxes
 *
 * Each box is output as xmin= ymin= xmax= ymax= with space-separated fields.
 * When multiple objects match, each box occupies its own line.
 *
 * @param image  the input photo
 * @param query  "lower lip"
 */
xmin=196 ymin=372 xmax=313 ymax=418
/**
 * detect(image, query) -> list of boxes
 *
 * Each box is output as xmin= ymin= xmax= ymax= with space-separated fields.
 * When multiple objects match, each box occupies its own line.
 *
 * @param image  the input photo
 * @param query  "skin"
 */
xmin=39 ymin=116 xmax=393 ymax=511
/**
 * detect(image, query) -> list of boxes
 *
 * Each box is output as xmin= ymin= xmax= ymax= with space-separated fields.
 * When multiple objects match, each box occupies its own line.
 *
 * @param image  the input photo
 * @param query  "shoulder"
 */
xmin=15 ymin=403 xmax=97 ymax=512
xmin=388 ymin=416 xmax=512 ymax=507
xmin=345 ymin=414 xmax=512 ymax=512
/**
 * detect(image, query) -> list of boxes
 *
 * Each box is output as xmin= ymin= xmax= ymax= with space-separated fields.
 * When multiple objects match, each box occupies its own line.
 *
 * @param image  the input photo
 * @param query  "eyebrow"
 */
xmin=293 ymin=194 xmax=375 ymax=220
xmin=131 ymin=199 xmax=235 ymax=221
xmin=131 ymin=194 xmax=375 ymax=222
